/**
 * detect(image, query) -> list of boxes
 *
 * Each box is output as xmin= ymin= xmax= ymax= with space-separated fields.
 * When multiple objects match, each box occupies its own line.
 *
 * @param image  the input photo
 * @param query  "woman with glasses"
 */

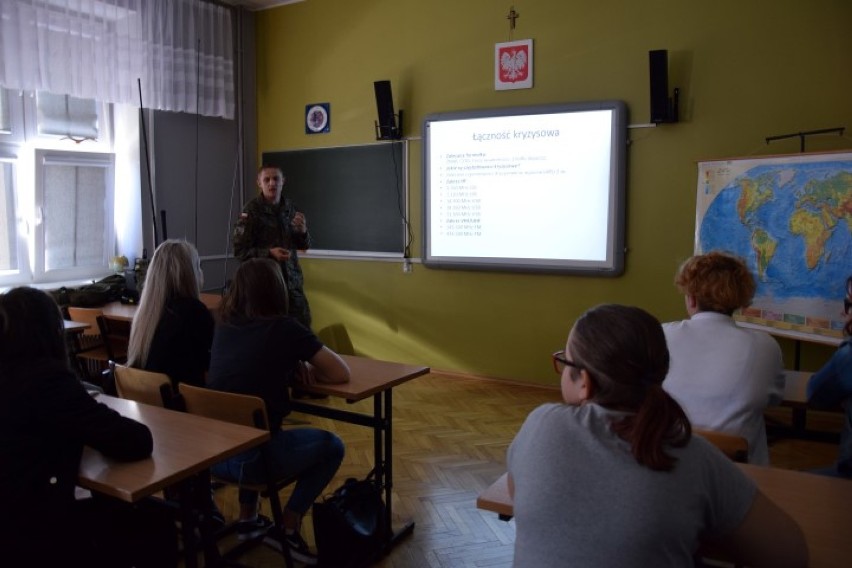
xmin=506 ymin=304 xmax=807 ymax=568
xmin=807 ymin=275 xmax=852 ymax=477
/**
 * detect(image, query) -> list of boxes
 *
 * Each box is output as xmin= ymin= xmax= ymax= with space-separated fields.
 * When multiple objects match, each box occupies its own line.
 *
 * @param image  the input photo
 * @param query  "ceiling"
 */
xmin=218 ymin=0 xmax=304 ymax=11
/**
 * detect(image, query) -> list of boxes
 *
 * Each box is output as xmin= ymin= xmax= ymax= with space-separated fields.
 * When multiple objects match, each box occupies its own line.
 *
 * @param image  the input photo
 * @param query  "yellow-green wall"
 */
xmin=255 ymin=0 xmax=850 ymax=384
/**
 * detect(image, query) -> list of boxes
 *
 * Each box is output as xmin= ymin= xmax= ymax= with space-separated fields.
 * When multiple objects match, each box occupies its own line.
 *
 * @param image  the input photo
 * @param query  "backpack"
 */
xmin=51 ymin=274 xmax=127 ymax=308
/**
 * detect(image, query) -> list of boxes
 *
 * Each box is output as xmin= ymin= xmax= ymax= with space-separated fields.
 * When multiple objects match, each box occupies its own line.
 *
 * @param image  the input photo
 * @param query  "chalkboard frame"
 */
xmin=262 ymin=141 xmax=407 ymax=257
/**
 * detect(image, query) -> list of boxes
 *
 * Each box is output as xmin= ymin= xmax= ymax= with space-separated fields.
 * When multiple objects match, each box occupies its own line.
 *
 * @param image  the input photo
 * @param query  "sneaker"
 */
xmin=264 ymin=530 xmax=318 ymax=565
xmin=236 ymin=514 xmax=273 ymax=541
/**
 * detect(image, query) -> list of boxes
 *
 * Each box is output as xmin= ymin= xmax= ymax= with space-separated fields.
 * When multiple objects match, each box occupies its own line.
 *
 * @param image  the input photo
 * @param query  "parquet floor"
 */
xmin=211 ymin=372 xmax=843 ymax=567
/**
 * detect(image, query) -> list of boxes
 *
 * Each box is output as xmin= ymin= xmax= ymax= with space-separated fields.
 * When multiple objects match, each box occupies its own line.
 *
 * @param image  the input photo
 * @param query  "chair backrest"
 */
xmin=694 ymin=428 xmax=749 ymax=463
xmin=178 ymin=383 xmax=269 ymax=431
xmin=113 ymin=363 xmax=174 ymax=408
xmin=96 ymin=315 xmax=130 ymax=362
xmin=67 ymin=307 xmax=104 ymax=339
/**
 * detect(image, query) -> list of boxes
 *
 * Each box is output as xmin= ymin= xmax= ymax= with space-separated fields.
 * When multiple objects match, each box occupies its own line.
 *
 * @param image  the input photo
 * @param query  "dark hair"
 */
xmin=674 ymin=251 xmax=755 ymax=315
xmin=220 ymin=258 xmax=289 ymax=324
xmin=0 ymin=287 xmax=69 ymax=374
xmin=845 ymin=275 xmax=852 ymax=337
xmin=569 ymin=304 xmax=691 ymax=471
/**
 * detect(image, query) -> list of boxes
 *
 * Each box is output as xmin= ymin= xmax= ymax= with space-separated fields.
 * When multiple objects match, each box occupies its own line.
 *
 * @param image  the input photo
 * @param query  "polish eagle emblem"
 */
xmin=499 ymin=48 xmax=528 ymax=82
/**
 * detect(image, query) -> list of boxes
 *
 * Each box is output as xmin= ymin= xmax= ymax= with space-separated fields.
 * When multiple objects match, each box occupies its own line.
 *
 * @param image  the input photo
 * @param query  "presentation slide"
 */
xmin=423 ymin=102 xmax=626 ymax=274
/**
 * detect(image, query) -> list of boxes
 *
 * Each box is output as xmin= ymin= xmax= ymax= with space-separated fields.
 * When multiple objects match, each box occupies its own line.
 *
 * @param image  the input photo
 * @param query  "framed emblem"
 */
xmin=495 ymin=39 xmax=533 ymax=90
xmin=305 ymin=103 xmax=330 ymax=134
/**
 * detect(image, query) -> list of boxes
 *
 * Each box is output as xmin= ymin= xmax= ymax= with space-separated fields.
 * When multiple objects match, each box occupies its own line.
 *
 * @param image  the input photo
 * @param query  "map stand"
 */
xmin=765 ymin=126 xmax=845 ymax=153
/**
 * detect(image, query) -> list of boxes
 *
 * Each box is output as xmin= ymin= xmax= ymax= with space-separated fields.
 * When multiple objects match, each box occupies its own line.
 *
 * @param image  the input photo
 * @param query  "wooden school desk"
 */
xmin=290 ymin=354 xmax=430 ymax=553
xmin=100 ymin=292 xmax=222 ymax=321
xmin=78 ymin=395 xmax=269 ymax=567
xmin=772 ymin=370 xmax=842 ymax=442
xmin=477 ymin=466 xmax=852 ymax=568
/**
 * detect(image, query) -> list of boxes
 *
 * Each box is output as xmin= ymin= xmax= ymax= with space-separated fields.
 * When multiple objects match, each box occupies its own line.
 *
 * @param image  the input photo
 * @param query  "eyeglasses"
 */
xmin=552 ymin=350 xmax=583 ymax=374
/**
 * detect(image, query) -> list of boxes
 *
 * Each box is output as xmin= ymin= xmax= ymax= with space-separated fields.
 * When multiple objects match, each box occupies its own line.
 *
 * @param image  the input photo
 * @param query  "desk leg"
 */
xmin=378 ymin=389 xmax=415 ymax=549
xmin=178 ymin=484 xmax=200 ymax=568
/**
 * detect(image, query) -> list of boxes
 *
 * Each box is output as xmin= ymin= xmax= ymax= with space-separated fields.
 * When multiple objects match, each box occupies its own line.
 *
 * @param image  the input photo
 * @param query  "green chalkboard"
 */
xmin=263 ymin=142 xmax=405 ymax=255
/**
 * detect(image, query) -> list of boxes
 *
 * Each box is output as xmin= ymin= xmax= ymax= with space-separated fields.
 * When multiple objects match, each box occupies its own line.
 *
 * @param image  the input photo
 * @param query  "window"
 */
xmin=0 ymin=88 xmax=115 ymax=287
xmin=0 ymin=160 xmax=21 ymax=276
xmin=36 ymin=92 xmax=100 ymax=141
xmin=35 ymin=151 xmax=114 ymax=280
xmin=0 ymin=89 xmax=24 ymax=143
xmin=0 ymin=91 xmax=10 ymax=133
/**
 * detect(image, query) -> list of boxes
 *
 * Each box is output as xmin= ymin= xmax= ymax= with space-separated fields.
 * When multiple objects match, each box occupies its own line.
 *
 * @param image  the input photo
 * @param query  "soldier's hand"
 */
xmin=291 ymin=212 xmax=307 ymax=233
xmin=270 ymin=247 xmax=291 ymax=261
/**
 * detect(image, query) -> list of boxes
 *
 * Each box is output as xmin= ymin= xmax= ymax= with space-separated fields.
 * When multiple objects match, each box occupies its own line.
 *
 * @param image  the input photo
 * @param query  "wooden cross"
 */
xmin=507 ymin=6 xmax=519 ymax=30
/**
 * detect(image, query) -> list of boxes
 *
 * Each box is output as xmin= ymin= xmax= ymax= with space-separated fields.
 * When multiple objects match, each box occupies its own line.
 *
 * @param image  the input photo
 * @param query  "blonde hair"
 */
xmin=127 ymin=240 xmax=203 ymax=367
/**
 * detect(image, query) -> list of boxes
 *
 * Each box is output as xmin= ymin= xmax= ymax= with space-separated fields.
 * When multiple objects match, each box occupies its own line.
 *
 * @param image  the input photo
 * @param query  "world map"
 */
xmin=696 ymin=152 xmax=852 ymax=341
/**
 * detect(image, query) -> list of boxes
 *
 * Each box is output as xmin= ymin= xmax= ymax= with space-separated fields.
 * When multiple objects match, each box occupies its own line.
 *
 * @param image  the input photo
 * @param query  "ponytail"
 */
xmin=610 ymin=384 xmax=691 ymax=471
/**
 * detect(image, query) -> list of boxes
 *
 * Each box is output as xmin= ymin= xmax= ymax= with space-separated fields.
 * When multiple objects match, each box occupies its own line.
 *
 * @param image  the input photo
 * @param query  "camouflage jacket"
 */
xmin=233 ymin=195 xmax=313 ymax=327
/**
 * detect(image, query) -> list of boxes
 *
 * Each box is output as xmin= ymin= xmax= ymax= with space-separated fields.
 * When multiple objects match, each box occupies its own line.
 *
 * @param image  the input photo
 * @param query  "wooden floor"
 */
xmin=212 ymin=371 xmax=844 ymax=567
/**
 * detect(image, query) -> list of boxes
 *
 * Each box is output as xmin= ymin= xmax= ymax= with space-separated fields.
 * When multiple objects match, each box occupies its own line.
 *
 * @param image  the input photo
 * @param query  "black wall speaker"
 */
xmin=649 ymin=49 xmax=671 ymax=124
xmin=374 ymin=80 xmax=398 ymax=139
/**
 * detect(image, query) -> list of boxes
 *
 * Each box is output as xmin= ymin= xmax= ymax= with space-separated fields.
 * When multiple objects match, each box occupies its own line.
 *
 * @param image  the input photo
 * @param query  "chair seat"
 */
xmin=178 ymin=383 xmax=295 ymax=568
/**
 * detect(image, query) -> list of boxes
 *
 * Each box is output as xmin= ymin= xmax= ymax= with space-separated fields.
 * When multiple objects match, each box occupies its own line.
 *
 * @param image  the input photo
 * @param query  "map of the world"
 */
xmin=696 ymin=152 xmax=852 ymax=341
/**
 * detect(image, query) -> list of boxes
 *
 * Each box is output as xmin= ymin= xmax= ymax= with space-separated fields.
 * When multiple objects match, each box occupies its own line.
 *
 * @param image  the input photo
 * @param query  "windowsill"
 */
xmin=0 ymin=273 xmax=113 ymax=294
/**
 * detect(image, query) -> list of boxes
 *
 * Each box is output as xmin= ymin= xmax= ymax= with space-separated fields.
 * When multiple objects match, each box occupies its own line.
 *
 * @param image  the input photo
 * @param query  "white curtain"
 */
xmin=0 ymin=0 xmax=235 ymax=119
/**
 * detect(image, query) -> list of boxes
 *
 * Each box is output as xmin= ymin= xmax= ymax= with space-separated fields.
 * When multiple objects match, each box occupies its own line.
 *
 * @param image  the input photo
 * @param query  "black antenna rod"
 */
xmin=194 ymin=37 xmax=201 ymax=246
xmin=138 ymin=78 xmax=159 ymax=248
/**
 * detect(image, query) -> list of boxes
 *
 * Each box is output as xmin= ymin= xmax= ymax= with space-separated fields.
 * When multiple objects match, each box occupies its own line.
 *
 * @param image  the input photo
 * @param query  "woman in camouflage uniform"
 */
xmin=233 ymin=165 xmax=312 ymax=328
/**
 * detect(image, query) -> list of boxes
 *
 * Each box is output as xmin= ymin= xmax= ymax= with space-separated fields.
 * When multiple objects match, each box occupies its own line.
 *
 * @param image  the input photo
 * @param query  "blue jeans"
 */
xmin=211 ymin=427 xmax=344 ymax=515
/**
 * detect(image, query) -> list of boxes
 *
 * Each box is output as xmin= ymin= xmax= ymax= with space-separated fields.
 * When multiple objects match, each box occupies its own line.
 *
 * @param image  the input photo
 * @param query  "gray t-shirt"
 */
xmin=507 ymin=403 xmax=756 ymax=568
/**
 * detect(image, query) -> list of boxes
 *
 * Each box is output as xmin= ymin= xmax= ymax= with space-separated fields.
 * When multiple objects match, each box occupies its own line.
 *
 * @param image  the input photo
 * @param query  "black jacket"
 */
xmin=0 ymin=359 xmax=153 ymax=562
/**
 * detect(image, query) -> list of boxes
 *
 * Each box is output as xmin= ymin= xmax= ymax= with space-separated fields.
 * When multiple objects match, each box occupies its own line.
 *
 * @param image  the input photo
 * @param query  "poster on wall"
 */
xmin=305 ymin=103 xmax=330 ymax=134
xmin=695 ymin=151 xmax=852 ymax=343
xmin=495 ymin=39 xmax=533 ymax=90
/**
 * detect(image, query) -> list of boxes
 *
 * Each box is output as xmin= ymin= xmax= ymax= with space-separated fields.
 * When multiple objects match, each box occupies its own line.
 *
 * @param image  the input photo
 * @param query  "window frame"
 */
xmin=0 ymin=89 xmax=26 ymax=144
xmin=0 ymin=154 xmax=31 ymax=286
xmin=22 ymin=91 xmax=113 ymax=151
xmin=33 ymin=149 xmax=116 ymax=283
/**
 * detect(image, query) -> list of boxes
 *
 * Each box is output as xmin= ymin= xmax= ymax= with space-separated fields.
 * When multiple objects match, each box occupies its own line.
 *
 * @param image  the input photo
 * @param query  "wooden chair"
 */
xmin=67 ymin=307 xmax=128 ymax=382
xmin=112 ymin=363 xmax=176 ymax=409
xmin=178 ymin=383 xmax=295 ymax=568
xmin=694 ymin=429 xmax=749 ymax=463
xmin=96 ymin=315 xmax=131 ymax=362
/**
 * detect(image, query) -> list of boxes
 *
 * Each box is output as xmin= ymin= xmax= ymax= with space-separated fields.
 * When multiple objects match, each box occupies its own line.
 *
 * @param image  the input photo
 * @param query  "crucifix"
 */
xmin=507 ymin=6 xmax=519 ymax=31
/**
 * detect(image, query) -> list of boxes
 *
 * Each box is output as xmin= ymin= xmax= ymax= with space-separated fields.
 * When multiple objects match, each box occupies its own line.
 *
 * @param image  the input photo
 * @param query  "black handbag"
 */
xmin=312 ymin=471 xmax=386 ymax=567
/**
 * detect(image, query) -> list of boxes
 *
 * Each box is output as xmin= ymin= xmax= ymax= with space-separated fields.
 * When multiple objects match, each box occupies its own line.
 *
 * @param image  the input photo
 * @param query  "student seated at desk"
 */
xmin=507 ymin=304 xmax=807 ymax=568
xmin=0 ymin=287 xmax=177 ymax=567
xmin=126 ymin=239 xmax=222 ymax=525
xmin=127 ymin=239 xmax=214 ymax=389
xmin=208 ymin=258 xmax=350 ymax=565
xmin=807 ymin=274 xmax=852 ymax=478
xmin=662 ymin=251 xmax=784 ymax=465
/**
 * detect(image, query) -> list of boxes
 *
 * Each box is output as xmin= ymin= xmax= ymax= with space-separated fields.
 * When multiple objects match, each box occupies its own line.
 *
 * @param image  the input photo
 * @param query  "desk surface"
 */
xmin=63 ymin=319 xmax=91 ymax=333
xmin=478 ymin=466 xmax=852 ymax=568
xmin=299 ymin=354 xmax=429 ymax=401
xmin=79 ymin=395 xmax=268 ymax=502
xmin=101 ymin=292 xmax=222 ymax=322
